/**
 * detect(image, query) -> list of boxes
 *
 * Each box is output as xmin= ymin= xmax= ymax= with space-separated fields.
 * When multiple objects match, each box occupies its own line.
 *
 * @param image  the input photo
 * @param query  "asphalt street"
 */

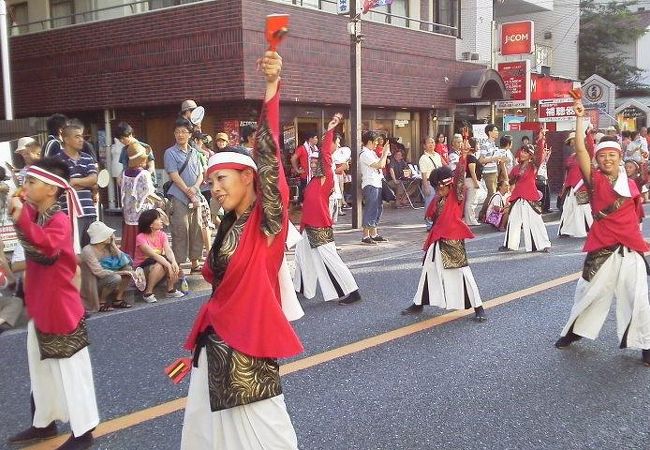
xmin=1 ymin=207 xmax=649 ymax=450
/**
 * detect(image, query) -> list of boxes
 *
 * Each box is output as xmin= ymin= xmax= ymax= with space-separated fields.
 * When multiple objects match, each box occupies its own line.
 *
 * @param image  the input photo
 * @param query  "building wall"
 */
xmin=456 ymin=0 xmax=492 ymax=65
xmin=242 ymin=0 xmax=473 ymax=110
xmin=2 ymin=1 xmax=245 ymax=117
xmin=1 ymin=0 xmax=478 ymax=119
xmin=496 ymin=0 xmax=580 ymax=80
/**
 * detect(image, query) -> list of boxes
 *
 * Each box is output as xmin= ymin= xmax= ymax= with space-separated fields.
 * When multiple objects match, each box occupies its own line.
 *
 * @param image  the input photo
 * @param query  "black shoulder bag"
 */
xmin=163 ymin=149 xmax=193 ymax=198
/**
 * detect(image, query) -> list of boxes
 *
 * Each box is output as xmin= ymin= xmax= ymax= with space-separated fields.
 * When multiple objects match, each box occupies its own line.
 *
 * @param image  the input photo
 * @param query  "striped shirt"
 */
xmin=55 ymin=150 xmax=98 ymax=217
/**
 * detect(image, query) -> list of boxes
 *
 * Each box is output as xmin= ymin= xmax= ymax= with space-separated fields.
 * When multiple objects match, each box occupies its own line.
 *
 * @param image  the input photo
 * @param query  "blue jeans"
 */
xmin=362 ymin=185 xmax=383 ymax=228
xmin=423 ymin=187 xmax=436 ymax=230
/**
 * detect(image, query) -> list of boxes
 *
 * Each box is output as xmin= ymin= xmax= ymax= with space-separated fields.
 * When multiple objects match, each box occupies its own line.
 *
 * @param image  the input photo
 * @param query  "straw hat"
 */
xmin=15 ymin=137 xmax=38 ymax=153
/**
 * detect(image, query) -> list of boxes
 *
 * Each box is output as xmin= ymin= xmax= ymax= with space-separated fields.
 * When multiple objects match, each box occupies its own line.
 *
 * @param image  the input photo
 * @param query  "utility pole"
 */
xmin=349 ymin=0 xmax=363 ymax=229
xmin=0 ymin=1 xmax=13 ymax=120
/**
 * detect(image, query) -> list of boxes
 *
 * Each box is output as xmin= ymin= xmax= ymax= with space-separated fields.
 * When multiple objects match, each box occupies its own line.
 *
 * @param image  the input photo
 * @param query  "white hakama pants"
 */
xmin=27 ymin=321 xmax=99 ymax=437
xmin=504 ymin=199 xmax=551 ymax=252
xmin=293 ymin=231 xmax=358 ymax=301
xmin=560 ymin=247 xmax=650 ymax=349
xmin=558 ymin=189 xmax=593 ymax=238
xmin=181 ymin=349 xmax=298 ymax=450
xmin=413 ymin=242 xmax=482 ymax=310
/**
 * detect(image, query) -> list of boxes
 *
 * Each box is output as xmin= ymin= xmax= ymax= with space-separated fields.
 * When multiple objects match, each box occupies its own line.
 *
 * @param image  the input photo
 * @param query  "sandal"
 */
xmin=99 ymin=303 xmax=114 ymax=312
xmin=112 ymin=300 xmax=132 ymax=309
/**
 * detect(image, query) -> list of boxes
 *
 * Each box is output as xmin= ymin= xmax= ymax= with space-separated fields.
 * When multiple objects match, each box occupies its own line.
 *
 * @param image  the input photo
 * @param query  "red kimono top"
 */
xmin=509 ymin=138 xmax=546 ymax=203
xmin=185 ymin=90 xmax=304 ymax=359
xmin=563 ymin=134 xmax=594 ymax=191
xmin=584 ymin=170 xmax=649 ymax=253
xmin=423 ymin=155 xmax=474 ymax=251
xmin=15 ymin=204 xmax=84 ymax=334
xmin=300 ymin=128 xmax=335 ymax=230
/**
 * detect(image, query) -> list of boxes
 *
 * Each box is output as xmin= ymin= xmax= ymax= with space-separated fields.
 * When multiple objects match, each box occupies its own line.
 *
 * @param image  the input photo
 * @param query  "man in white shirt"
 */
xmin=359 ymin=131 xmax=390 ymax=245
xmin=419 ymin=137 xmax=443 ymax=231
xmin=478 ymin=124 xmax=504 ymax=221
xmin=494 ymin=135 xmax=514 ymax=181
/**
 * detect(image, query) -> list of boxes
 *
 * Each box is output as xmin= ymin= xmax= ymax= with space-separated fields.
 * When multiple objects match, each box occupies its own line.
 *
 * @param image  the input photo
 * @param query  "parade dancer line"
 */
xmin=7 ymin=159 xmax=99 ymax=450
xmin=401 ymin=150 xmax=486 ymax=321
xmin=555 ymin=98 xmax=650 ymax=366
xmin=293 ymin=113 xmax=361 ymax=305
xmin=500 ymin=130 xmax=551 ymax=253
xmin=558 ymin=131 xmax=594 ymax=238
xmin=181 ymin=50 xmax=304 ymax=449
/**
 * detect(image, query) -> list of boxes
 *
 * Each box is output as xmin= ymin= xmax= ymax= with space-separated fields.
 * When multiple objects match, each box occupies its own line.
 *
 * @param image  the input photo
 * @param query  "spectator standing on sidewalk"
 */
xmin=15 ymin=137 xmax=42 ymax=184
xmin=464 ymin=138 xmax=482 ymax=226
xmin=54 ymin=122 xmax=98 ymax=248
xmin=164 ymin=119 xmax=204 ymax=274
xmin=116 ymin=122 xmax=157 ymax=186
xmin=419 ymin=137 xmax=444 ymax=231
xmin=42 ymin=114 xmax=67 ymax=158
xmin=291 ymin=131 xmax=318 ymax=203
xmin=359 ymin=131 xmax=390 ymax=245
xmin=478 ymin=124 xmax=502 ymax=222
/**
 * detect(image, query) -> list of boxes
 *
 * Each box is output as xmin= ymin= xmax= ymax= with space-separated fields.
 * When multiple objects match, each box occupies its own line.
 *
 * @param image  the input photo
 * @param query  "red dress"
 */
xmin=185 ymin=90 xmax=303 ymax=359
xmin=423 ymin=156 xmax=473 ymax=251
xmin=300 ymin=128 xmax=335 ymax=230
xmin=15 ymin=204 xmax=85 ymax=334
xmin=584 ymin=171 xmax=649 ymax=254
xmin=509 ymin=138 xmax=546 ymax=203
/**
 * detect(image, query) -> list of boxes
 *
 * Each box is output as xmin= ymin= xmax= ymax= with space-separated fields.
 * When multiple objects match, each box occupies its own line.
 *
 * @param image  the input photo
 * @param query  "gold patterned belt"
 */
xmin=437 ymin=239 xmax=468 ymax=269
xmin=35 ymin=318 xmax=89 ymax=360
xmin=194 ymin=330 xmax=282 ymax=412
xmin=305 ymin=226 xmax=335 ymax=249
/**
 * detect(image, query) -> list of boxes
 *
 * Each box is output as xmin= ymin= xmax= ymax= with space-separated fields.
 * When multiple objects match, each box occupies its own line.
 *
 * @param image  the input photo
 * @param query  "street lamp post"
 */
xmin=0 ymin=0 xmax=13 ymax=120
xmin=349 ymin=0 xmax=363 ymax=229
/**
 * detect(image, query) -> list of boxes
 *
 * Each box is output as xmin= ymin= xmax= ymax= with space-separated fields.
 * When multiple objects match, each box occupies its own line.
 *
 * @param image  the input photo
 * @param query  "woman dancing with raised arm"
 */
xmin=181 ymin=50 xmax=303 ymax=449
xmin=293 ymin=113 xmax=361 ymax=305
xmin=555 ymin=97 xmax=650 ymax=366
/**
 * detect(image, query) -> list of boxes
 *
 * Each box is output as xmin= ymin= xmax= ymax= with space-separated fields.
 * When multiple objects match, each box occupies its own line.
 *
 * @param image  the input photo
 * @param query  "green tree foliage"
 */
xmin=579 ymin=0 xmax=648 ymax=88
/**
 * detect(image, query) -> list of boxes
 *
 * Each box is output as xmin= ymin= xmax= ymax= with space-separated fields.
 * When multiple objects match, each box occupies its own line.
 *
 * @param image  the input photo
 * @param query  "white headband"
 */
xmin=206 ymin=151 xmax=257 ymax=178
xmin=596 ymin=141 xmax=622 ymax=153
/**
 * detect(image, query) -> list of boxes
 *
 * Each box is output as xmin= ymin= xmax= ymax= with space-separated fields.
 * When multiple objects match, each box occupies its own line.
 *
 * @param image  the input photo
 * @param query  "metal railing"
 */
xmin=10 ymin=0 xmax=206 ymax=34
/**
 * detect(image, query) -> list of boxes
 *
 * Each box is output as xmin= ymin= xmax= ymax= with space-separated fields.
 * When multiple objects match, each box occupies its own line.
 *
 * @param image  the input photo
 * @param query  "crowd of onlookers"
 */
xmin=0 ymin=99 xmax=266 ymax=333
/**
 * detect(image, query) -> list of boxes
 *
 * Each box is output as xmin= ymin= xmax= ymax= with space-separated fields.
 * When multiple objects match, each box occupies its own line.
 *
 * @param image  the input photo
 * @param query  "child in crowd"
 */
xmin=8 ymin=158 xmax=99 ymax=450
xmin=485 ymin=180 xmax=510 ymax=231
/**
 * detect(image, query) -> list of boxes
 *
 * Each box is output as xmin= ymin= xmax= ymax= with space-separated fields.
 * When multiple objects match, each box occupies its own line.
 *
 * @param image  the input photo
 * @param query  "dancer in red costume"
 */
xmin=500 ymin=130 xmax=551 ymax=252
xmin=293 ymin=113 xmax=361 ymax=305
xmin=181 ymin=50 xmax=303 ymax=449
xmin=555 ymin=97 xmax=650 ymax=366
xmin=7 ymin=159 xmax=99 ymax=450
xmin=558 ymin=130 xmax=594 ymax=238
xmin=401 ymin=144 xmax=486 ymax=321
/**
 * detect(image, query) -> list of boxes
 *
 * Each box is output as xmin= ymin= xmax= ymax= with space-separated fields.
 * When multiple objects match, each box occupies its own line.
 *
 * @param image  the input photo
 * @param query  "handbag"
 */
xmin=381 ymin=178 xmax=396 ymax=202
xmin=163 ymin=149 xmax=194 ymax=198
xmin=484 ymin=194 xmax=504 ymax=227
xmin=99 ymin=252 xmax=133 ymax=271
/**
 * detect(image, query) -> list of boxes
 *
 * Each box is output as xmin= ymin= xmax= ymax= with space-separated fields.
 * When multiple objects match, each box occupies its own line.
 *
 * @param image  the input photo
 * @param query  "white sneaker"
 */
xmin=166 ymin=290 xmax=185 ymax=298
xmin=134 ymin=267 xmax=146 ymax=292
xmin=143 ymin=294 xmax=158 ymax=303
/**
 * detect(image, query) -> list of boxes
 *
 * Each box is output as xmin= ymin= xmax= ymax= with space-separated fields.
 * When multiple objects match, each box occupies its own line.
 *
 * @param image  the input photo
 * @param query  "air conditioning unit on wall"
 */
xmin=470 ymin=53 xmax=480 ymax=60
xmin=461 ymin=51 xmax=470 ymax=60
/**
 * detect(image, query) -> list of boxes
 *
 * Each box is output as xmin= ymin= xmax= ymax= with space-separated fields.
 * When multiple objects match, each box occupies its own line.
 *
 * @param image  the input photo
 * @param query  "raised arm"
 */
xmin=573 ymin=100 xmax=592 ymax=182
xmin=318 ymin=114 xmax=342 ymax=187
xmin=453 ymin=146 xmax=469 ymax=203
xmin=534 ymin=130 xmax=547 ymax=168
xmin=255 ymin=51 xmax=287 ymax=238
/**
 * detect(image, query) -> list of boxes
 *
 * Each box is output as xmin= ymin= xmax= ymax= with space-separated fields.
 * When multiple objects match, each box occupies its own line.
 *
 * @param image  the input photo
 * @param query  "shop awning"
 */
xmin=448 ymin=68 xmax=509 ymax=102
